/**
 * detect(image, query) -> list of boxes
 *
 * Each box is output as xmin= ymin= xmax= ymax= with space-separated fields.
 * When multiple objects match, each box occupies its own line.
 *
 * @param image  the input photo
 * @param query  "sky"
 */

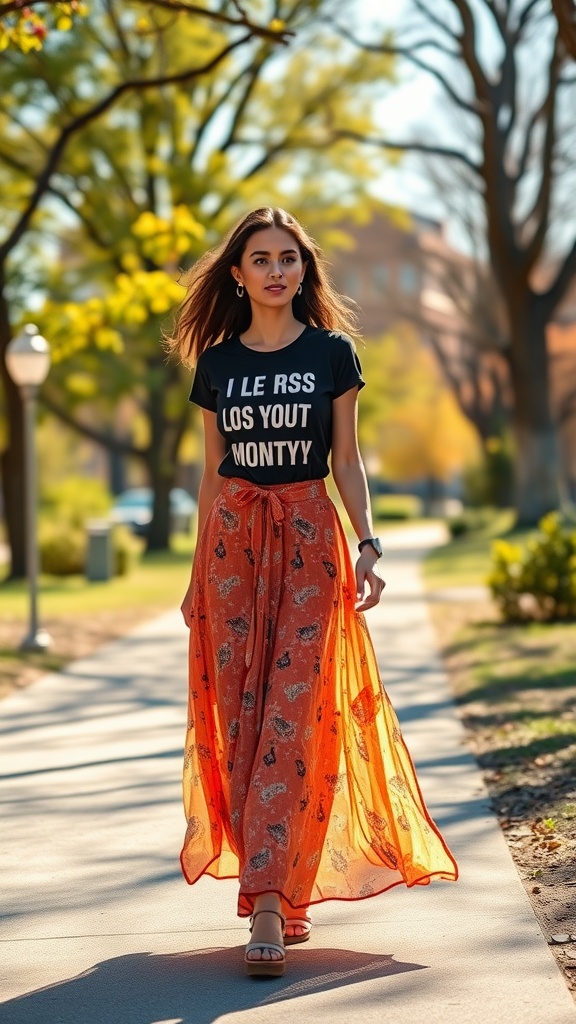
xmin=350 ymin=0 xmax=452 ymax=222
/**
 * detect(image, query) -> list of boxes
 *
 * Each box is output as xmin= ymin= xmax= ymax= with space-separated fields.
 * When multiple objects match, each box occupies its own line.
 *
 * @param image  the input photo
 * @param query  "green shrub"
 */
xmin=463 ymin=436 xmax=514 ymax=508
xmin=372 ymin=494 xmax=422 ymax=521
xmin=40 ymin=523 xmax=86 ymax=575
xmin=488 ymin=512 xmax=576 ymax=622
xmin=40 ymin=521 xmax=142 ymax=577
xmin=447 ymin=507 xmax=499 ymax=539
xmin=113 ymin=524 xmax=143 ymax=576
xmin=41 ymin=476 xmax=112 ymax=529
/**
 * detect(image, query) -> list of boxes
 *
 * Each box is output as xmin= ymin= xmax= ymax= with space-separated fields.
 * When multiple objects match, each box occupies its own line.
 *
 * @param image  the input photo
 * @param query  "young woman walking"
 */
xmin=168 ymin=207 xmax=458 ymax=978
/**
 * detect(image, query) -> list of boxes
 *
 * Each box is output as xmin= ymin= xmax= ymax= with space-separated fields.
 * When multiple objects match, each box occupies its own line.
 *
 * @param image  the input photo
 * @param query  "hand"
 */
xmin=355 ymin=548 xmax=386 ymax=612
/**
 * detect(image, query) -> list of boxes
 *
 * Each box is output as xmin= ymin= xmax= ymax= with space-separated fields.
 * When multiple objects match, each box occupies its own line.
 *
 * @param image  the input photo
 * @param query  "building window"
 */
xmin=399 ymin=263 xmax=418 ymax=293
xmin=372 ymin=264 xmax=389 ymax=292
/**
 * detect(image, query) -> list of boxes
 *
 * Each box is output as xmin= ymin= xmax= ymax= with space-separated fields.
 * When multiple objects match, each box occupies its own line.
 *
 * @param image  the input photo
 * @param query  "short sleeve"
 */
xmin=189 ymin=352 xmax=218 ymax=412
xmin=330 ymin=332 xmax=365 ymax=398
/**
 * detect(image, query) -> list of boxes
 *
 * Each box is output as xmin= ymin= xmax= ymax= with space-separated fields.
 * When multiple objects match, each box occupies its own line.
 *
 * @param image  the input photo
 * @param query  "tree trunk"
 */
xmin=0 ymin=268 xmax=26 ymax=580
xmin=508 ymin=309 xmax=561 ymax=524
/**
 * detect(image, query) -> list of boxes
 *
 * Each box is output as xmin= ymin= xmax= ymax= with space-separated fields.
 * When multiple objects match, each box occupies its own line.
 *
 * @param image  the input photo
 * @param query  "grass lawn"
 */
xmin=0 ymin=534 xmax=195 ymax=698
xmin=423 ymin=509 xmax=520 ymax=589
xmin=425 ymin=519 xmax=576 ymax=994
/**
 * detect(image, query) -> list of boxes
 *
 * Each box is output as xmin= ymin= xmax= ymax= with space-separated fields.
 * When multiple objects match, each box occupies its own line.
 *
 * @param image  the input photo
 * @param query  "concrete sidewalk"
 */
xmin=1 ymin=524 xmax=574 ymax=1024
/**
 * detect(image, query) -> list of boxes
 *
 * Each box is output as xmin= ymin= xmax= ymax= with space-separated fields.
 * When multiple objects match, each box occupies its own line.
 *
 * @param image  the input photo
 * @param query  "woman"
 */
xmin=168 ymin=207 xmax=458 ymax=978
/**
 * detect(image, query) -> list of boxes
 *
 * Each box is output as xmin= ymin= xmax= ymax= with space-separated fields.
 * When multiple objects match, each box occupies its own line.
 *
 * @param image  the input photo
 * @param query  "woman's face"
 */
xmin=232 ymin=227 xmax=305 ymax=309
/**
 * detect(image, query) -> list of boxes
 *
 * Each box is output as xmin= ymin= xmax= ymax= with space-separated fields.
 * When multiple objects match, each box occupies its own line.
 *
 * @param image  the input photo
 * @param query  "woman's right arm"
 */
xmin=181 ymin=409 xmax=225 ymax=625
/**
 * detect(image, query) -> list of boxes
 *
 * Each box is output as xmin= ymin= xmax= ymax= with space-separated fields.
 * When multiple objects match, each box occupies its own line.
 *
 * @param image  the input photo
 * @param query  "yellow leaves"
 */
xmin=358 ymin=325 xmax=480 ymax=482
xmin=64 ymin=372 xmax=98 ymax=398
xmin=132 ymin=212 xmax=165 ymax=239
xmin=32 ymin=258 xmax=186 ymax=370
xmin=131 ymin=206 xmax=204 ymax=265
xmin=94 ymin=326 xmax=123 ymax=352
xmin=120 ymin=252 xmax=142 ymax=273
xmin=268 ymin=18 xmax=286 ymax=33
xmin=0 ymin=2 xmax=87 ymax=52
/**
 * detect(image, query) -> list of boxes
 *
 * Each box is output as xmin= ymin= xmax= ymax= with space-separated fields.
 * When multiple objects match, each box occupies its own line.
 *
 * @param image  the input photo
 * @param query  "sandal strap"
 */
xmin=249 ymin=909 xmax=286 ymax=933
xmin=286 ymin=917 xmax=311 ymax=928
xmin=245 ymin=941 xmax=285 ymax=957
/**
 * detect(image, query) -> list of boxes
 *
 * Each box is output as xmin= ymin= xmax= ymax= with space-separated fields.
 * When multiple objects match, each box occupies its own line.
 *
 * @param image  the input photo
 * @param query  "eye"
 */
xmin=283 ymin=256 xmax=296 ymax=263
xmin=253 ymin=257 xmax=267 ymax=265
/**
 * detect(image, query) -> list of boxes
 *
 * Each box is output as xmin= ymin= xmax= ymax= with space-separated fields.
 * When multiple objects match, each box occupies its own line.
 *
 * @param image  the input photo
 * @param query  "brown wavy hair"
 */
xmin=165 ymin=207 xmax=359 ymax=366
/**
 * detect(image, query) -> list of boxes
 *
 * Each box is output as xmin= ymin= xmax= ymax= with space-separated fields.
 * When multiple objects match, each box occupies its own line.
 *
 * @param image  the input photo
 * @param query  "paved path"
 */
xmin=1 ymin=524 xmax=574 ymax=1024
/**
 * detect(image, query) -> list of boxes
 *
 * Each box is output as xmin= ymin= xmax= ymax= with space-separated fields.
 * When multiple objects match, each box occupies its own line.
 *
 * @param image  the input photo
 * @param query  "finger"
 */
xmin=355 ymin=567 xmax=366 ymax=602
xmin=356 ymin=576 xmax=385 ymax=611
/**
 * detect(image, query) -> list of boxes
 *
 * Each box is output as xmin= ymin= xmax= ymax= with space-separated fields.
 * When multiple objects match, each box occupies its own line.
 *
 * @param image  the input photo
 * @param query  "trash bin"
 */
xmin=86 ymin=519 xmax=113 ymax=581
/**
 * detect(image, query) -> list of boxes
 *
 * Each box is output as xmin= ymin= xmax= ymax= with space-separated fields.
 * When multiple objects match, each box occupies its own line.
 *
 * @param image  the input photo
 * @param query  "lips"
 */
xmin=265 ymin=285 xmax=286 ymax=293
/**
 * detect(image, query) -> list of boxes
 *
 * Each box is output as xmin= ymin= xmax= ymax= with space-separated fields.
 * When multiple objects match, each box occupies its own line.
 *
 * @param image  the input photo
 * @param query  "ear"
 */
xmin=231 ymin=267 xmax=242 ymax=285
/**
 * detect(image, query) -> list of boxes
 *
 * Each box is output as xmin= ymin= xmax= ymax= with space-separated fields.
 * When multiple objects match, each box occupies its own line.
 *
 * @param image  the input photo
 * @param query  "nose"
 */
xmin=269 ymin=262 xmax=283 ymax=278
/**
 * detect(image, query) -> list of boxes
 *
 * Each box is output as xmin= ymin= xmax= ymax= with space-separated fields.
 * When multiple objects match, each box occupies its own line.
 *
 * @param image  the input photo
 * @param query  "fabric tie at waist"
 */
xmin=226 ymin=479 xmax=325 ymax=668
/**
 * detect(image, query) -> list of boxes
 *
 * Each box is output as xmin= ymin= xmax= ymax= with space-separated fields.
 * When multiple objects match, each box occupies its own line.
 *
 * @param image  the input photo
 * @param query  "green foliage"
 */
xmin=371 ymin=493 xmax=422 ymax=521
xmin=447 ymin=507 xmax=502 ymax=539
xmin=113 ymin=524 xmax=144 ymax=576
xmin=40 ymin=521 xmax=86 ymax=575
xmin=41 ymin=476 xmax=112 ymax=529
xmin=463 ymin=436 xmax=514 ymax=508
xmin=39 ymin=516 xmax=142 ymax=577
xmin=358 ymin=325 xmax=480 ymax=483
xmin=488 ymin=512 xmax=576 ymax=622
xmin=38 ymin=476 xmax=141 ymax=576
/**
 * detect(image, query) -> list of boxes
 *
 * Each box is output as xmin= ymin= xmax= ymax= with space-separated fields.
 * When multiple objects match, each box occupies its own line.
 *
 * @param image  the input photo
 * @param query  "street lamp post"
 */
xmin=5 ymin=324 xmax=52 ymax=651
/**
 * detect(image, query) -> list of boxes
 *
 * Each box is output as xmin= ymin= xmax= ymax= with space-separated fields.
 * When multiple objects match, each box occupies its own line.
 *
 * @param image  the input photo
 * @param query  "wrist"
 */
xmin=357 ymin=536 xmax=383 ymax=560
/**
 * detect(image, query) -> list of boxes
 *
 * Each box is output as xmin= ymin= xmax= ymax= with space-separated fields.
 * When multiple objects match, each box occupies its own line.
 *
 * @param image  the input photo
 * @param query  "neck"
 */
xmin=241 ymin=306 xmax=303 ymax=349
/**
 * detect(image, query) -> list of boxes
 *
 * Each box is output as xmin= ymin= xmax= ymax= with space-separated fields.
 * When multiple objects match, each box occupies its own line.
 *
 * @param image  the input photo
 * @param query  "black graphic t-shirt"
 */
xmin=189 ymin=325 xmax=365 ymax=484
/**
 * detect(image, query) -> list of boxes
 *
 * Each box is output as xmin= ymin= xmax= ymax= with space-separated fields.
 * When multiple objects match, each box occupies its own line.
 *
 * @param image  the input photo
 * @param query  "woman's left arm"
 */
xmin=331 ymin=387 xmax=385 ymax=611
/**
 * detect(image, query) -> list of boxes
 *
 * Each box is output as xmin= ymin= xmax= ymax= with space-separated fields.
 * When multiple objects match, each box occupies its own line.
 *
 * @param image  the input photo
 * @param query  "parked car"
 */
xmin=111 ymin=487 xmax=197 ymax=536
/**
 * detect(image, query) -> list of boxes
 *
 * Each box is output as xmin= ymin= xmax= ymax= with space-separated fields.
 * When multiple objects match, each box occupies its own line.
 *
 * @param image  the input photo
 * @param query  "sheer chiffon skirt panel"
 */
xmin=180 ymin=477 xmax=458 ymax=916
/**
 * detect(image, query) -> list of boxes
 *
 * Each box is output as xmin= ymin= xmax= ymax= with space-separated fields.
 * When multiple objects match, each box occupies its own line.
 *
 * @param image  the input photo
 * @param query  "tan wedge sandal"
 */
xmin=244 ymin=909 xmax=286 ymax=977
xmin=284 ymin=913 xmax=312 ymax=946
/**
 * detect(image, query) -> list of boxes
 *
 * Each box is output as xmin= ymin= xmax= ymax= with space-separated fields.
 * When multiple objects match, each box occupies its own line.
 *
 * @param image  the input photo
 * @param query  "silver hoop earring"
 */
xmin=297 ymin=282 xmax=303 ymax=296
xmin=236 ymin=283 xmax=244 ymax=298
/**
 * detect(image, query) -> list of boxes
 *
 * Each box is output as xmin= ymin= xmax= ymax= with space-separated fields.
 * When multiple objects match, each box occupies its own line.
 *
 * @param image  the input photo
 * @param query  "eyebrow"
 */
xmin=248 ymin=248 xmax=299 ymax=257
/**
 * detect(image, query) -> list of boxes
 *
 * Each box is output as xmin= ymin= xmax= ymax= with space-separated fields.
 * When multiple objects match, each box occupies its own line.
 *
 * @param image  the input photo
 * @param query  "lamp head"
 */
xmin=5 ymin=324 xmax=51 ymax=388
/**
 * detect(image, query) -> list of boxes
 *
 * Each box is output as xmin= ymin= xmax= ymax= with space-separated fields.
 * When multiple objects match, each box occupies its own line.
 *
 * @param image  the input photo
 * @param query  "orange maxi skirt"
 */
xmin=181 ymin=477 xmax=458 ymax=916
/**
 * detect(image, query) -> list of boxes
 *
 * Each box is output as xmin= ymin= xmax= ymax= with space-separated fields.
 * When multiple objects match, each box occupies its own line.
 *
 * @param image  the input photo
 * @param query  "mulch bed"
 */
xmin=428 ymin=597 xmax=576 ymax=1001
xmin=0 ymin=608 xmax=168 ymax=700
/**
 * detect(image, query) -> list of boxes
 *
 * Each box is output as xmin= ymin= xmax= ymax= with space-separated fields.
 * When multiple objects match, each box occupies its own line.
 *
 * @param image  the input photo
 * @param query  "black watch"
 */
xmin=358 ymin=536 xmax=383 ymax=559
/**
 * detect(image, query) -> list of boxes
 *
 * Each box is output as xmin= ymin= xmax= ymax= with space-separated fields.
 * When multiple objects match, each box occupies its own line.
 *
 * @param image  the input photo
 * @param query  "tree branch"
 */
xmin=332 ymin=128 xmax=483 ymax=174
xmin=447 ymin=0 xmax=493 ymax=103
xmin=525 ymin=34 xmax=561 ymax=267
xmin=411 ymin=0 xmax=461 ymax=43
xmin=336 ymin=27 xmax=479 ymax=114
xmin=41 ymin=392 xmax=145 ymax=458
xmin=130 ymin=0 xmax=293 ymax=42
xmin=552 ymin=0 xmax=576 ymax=58
xmin=0 ymin=34 xmax=253 ymax=263
xmin=542 ymin=236 xmax=576 ymax=313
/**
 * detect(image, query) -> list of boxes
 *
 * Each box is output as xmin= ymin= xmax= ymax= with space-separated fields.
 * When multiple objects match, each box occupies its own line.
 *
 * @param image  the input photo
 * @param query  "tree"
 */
xmin=358 ymin=324 xmax=479 ymax=487
xmin=0 ymin=2 xmax=305 ymax=576
xmin=1 ymin=0 xmax=391 ymax=568
xmin=336 ymin=0 xmax=576 ymax=524
xmin=552 ymin=0 xmax=576 ymax=59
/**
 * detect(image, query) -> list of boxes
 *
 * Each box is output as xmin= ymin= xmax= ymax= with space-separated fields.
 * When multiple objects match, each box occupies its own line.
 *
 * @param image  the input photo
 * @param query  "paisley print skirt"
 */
xmin=181 ymin=477 xmax=458 ymax=916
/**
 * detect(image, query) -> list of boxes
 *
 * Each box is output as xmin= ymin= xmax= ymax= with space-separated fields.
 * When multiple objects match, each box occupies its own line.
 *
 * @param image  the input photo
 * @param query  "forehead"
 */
xmin=243 ymin=226 xmax=300 ymax=255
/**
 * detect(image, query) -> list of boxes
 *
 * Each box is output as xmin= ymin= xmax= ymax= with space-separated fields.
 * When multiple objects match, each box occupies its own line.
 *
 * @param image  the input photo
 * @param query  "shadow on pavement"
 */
xmin=0 ymin=946 xmax=427 ymax=1023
